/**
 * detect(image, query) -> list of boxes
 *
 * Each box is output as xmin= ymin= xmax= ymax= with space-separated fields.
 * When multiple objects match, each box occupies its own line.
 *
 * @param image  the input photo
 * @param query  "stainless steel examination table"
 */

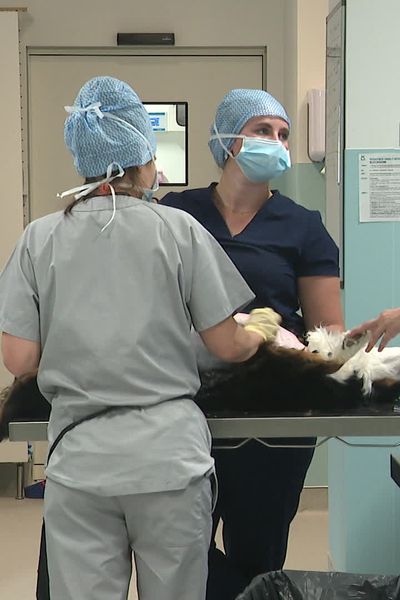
xmin=8 ymin=409 xmax=400 ymax=498
xmin=8 ymin=409 xmax=400 ymax=443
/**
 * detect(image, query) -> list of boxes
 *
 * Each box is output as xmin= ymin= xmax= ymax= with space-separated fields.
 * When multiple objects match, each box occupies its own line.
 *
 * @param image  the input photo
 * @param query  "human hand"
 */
xmin=243 ymin=308 xmax=281 ymax=342
xmin=347 ymin=308 xmax=400 ymax=352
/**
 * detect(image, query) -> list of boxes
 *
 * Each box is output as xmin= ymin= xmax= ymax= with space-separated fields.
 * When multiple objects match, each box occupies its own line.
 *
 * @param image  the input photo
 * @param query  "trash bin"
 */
xmin=235 ymin=570 xmax=400 ymax=600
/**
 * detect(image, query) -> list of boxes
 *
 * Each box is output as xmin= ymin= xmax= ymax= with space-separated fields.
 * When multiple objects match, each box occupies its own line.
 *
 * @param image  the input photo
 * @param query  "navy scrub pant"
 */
xmin=206 ymin=438 xmax=315 ymax=600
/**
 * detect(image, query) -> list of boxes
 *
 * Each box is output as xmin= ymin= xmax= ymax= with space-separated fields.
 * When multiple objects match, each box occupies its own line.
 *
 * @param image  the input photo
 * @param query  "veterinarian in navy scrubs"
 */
xmin=161 ymin=88 xmax=345 ymax=600
xmin=0 ymin=78 xmax=280 ymax=600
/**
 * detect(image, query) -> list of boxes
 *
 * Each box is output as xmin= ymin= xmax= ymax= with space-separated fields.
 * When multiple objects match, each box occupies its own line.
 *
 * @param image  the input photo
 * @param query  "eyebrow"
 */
xmin=253 ymin=120 xmax=289 ymax=134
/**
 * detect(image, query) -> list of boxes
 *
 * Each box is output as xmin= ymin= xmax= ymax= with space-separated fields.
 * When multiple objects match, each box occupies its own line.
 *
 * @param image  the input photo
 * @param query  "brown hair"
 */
xmin=64 ymin=165 xmax=142 ymax=214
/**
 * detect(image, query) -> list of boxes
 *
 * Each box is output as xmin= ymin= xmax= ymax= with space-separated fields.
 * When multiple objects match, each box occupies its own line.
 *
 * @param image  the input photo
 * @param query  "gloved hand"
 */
xmin=243 ymin=308 xmax=281 ymax=342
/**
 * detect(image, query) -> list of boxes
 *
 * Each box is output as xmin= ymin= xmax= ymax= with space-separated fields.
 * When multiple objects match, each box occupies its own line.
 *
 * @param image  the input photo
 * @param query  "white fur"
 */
xmin=306 ymin=327 xmax=369 ymax=361
xmin=306 ymin=327 xmax=400 ymax=394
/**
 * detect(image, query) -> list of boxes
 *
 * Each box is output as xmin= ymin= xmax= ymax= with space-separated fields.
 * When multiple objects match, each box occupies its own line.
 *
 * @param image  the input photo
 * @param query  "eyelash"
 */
xmin=256 ymin=128 xmax=271 ymax=135
xmin=255 ymin=128 xmax=289 ymax=141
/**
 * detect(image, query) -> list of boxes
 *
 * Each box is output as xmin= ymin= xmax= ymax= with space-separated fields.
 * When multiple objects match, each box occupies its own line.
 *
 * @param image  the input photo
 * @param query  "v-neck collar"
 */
xmin=208 ymin=183 xmax=276 ymax=239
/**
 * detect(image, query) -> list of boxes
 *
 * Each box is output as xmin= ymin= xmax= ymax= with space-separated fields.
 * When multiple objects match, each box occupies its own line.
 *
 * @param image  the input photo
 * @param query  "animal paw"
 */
xmin=337 ymin=330 xmax=370 ymax=362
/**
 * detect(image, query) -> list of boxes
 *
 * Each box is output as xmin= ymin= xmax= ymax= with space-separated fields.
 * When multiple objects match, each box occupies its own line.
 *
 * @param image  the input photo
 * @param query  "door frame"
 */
xmin=23 ymin=46 xmax=267 ymax=223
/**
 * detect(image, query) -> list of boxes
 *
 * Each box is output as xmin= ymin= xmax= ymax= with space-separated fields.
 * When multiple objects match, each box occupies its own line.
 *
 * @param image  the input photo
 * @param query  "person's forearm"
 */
xmin=227 ymin=326 xmax=263 ymax=363
xmin=200 ymin=316 xmax=264 ymax=363
xmin=200 ymin=309 xmax=280 ymax=363
xmin=299 ymin=276 xmax=344 ymax=333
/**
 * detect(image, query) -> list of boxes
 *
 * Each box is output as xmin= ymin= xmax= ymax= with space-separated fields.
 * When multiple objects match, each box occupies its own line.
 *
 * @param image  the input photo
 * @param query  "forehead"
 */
xmin=240 ymin=115 xmax=290 ymax=132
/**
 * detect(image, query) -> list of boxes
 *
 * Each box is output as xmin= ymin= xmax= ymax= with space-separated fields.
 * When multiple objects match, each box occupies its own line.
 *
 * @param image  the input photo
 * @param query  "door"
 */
xmin=27 ymin=48 xmax=265 ymax=220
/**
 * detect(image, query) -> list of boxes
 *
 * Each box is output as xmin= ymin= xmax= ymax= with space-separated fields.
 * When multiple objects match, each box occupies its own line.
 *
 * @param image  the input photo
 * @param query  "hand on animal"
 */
xmin=243 ymin=308 xmax=281 ymax=342
xmin=348 ymin=308 xmax=400 ymax=352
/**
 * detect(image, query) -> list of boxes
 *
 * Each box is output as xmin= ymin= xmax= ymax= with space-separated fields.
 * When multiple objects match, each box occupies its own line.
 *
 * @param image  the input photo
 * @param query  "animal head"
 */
xmin=306 ymin=328 xmax=370 ymax=362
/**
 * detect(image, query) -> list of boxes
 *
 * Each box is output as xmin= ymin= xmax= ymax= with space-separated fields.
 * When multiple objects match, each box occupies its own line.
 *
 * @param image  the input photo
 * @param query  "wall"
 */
xmin=1 ymin=0 xmax=330 ymax=487
xmin=329 ymin=0 xmax=400 ymax=573
xmin=8 ymin=0 xmax=285 ymax=98
xmin=279 ymin=0 xmax=328 ymax=214
xmin=0 ymin=10 xmax=24 ymax=388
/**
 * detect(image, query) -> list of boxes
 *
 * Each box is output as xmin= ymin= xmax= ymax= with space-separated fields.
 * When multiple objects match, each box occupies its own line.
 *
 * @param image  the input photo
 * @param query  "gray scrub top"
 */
xmin=0 ymin=196 xmax=254 ymax=495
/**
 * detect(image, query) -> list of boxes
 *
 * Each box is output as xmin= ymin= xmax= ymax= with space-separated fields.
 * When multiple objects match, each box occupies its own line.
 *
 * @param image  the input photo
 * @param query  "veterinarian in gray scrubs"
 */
xmin=0 ymin=77 xmax=279 ymax=600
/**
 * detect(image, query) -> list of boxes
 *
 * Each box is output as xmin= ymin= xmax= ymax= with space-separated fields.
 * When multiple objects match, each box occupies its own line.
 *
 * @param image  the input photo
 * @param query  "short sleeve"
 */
xmin=298 ymin=212 xmax=340 ymax=277
xmin=184 ymin=220 xmax=255 ymax=331
xmin=0 ymin=231 xmax=40 ymax=342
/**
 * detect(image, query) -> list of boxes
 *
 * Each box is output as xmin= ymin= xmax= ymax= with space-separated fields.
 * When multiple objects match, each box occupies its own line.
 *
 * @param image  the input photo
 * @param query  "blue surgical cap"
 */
xmin=209 ymin=88 xmax=291 ymax=168
xmin=64 ymin=76 xmax=156 ymax=178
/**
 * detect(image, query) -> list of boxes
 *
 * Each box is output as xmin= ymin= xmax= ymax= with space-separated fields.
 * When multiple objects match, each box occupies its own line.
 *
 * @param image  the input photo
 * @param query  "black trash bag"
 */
xmin=236 ymin=570 xmax=400 ymax=600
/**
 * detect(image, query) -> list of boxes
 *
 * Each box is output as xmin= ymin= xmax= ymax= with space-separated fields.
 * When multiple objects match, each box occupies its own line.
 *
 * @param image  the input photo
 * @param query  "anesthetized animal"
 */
xmin=1 ymin=325 xmax=400 ymax=441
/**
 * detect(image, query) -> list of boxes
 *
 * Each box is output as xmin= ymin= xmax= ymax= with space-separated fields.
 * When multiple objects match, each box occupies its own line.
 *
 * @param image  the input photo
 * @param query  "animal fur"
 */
xmin=196 ymin=341 xmax=400 ymax=415
xmin=0 ymin=371 xmax=44 ymax=442
xmin=1 ymin=338 xmax=400 ymax=442
xmin=306 ymin=327 xmax=400 ymax=393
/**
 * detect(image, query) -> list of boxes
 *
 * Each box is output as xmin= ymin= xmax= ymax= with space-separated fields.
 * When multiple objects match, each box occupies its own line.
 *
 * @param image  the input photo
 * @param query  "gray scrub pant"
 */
xmin=44 ymin=476 xmax=212 ymax=600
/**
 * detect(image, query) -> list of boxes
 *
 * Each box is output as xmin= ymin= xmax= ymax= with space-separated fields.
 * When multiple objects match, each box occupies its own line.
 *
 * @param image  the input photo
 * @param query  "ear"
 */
xmin=137 ymin=160 xmax=156 ymax=188
xmin=229 ymin=137 xmax=243 ymax=157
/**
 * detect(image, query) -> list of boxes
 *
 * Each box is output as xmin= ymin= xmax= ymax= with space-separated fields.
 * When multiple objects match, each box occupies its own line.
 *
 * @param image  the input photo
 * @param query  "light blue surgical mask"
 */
xmin=210 ymin=125 xmax=291 ymax=183
xmin=142 ymin=170 xmax=159 ymax=202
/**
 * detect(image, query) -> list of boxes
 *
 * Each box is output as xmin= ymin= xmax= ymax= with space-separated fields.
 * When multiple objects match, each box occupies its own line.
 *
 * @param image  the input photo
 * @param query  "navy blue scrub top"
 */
xmin=161 ymin=184 xmax=339 ymax=337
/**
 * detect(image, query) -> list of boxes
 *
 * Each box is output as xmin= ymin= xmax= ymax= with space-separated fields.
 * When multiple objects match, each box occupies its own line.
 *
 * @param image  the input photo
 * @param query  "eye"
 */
xmin=311 ymin=350 xmax=319 ymax=354
xmin=327 ymin=352 xmax=333 ymax=358
xmin=279 ymin=131 xmax=289 ymax=141
xmin=255 ymin=127 xmax=272 ymax=136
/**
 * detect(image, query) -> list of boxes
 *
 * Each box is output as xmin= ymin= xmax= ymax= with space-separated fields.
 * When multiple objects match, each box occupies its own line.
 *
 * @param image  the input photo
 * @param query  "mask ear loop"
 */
xmin=210 ymin=123 xmax=236 ymax=161
xmin=100 ymin=182 xmax=117 ymax=232
xmin=58 ymin=162 xmax=124 ymax=233
xmin=57 ymin=162 xmax=124 ymax=201
xmin=209 ymin=123 xmax=249 ymax=163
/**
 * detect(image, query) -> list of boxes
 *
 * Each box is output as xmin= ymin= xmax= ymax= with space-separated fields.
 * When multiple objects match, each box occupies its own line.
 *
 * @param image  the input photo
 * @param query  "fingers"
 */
xmin=244 ymin=308 xmax=282 ymax=342
xmin=365 ymin=311 xmax=400 ymax=351
xmin=348 ymin=319 xmax=375 ymax=339
xmin=377 ymin=328 xmax=397 ymax=352
xmin=348 ymin=308 xmax=400 ymax=352
xmin=248 ymin=308 xmax=282 ymax=325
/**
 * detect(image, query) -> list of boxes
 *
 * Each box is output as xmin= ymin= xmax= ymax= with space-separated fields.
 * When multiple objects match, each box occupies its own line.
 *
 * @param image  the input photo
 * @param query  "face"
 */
xmin=230 ymin=116 xmax=290 ymax=156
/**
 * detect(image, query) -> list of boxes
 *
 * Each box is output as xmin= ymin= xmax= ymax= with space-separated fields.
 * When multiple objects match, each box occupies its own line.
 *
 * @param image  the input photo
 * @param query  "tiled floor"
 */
xmin=0 ymin=497 xmax=328 ymax=599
